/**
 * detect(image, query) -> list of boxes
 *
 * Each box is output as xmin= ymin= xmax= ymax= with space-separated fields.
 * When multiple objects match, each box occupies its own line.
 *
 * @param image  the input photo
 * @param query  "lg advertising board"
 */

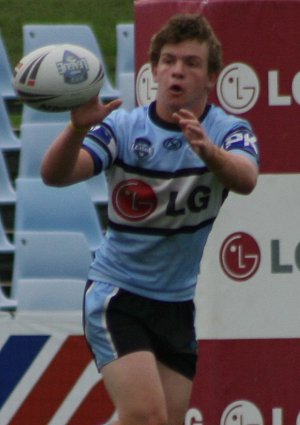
xmin=134 ymin=1 xmax=300 ymax=423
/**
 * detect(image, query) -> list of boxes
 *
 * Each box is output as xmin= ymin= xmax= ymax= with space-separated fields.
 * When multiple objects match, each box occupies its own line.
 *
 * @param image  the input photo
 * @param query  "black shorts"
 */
xmin=83 ymin=280 xmax=198 ymax=380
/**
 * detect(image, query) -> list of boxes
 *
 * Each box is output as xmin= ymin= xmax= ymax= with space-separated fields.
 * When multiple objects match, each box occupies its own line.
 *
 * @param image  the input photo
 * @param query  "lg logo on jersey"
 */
xmin=217 ymin=62 xmax=300 ymax=114
xmin=166 ymin=187 xmax=210 ymax=216
xmin=112 ymin=179 xmax=210 ymax=221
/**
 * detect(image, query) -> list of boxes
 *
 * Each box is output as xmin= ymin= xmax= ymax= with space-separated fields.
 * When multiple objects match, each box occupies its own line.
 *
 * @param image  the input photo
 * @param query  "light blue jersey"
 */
xmin=82 ymin=102 xmax=259 ymax=301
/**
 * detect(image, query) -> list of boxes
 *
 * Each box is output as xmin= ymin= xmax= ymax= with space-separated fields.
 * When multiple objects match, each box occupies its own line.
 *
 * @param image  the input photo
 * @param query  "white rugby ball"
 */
xmin=13 ymin=44 xmax=104 ymax=112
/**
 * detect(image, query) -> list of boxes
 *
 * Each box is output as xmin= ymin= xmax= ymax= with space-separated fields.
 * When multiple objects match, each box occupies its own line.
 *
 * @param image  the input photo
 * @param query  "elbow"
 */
xmin=40 ymin=164 xmax=66 ymax=187
xmin=234 ymin=158 xmax=259 ymax=195
xmin=235 ymin=171 xmax=258 ymax=195
xmin=239 ymin=182 xmax=256 ymax=195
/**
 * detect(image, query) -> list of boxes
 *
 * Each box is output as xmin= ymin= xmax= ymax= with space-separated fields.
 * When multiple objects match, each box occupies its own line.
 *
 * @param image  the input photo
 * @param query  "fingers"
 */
xmin=173 ymin=109 xmax=200 ymax=131
xmin=106 ymin=98 xmax=123 ymax=111
xmin=70 ymin=96 xmax=122 ymax=128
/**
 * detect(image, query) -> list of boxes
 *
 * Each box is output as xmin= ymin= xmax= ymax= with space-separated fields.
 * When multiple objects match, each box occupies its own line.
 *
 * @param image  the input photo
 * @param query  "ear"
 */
xmin=152 ymin=64 xmax=158 ymax=83
xmin=207 ymin=72 xmax=218 ymax=91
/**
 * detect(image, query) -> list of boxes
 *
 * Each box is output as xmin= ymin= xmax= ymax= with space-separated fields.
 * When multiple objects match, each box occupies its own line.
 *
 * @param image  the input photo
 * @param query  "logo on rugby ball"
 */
xmin=17 ymin=52 xmax=50 ymax=87
xmin=56 ymin=50 xmax=89 ymax=84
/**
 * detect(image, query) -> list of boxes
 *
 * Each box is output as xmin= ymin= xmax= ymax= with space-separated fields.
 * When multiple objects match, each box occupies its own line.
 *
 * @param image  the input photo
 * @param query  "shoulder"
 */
xmin=207 ymin=105 xmax=259 ymax=161
xmin=206 ymin=104 xmax=252 ymax=132
xmin=204 ymin=104 xmax=255 ymax=148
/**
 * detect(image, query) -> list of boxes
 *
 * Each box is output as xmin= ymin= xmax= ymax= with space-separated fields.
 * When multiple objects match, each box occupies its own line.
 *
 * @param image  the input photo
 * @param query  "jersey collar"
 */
xmin=149 ymin=101 xmax=211 ymax=131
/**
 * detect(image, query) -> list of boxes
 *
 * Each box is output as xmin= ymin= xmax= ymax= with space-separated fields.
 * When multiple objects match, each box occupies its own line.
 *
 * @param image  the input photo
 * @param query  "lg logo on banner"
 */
xmin=136 ymin=61 xmax=300 ymax=112
xmin=216 ymin=63 xmax=260 ymax=114
xmin=217 ymin=62 xmax=300 ymax=114
xmin=185 ymin=401 xmax=300 ymax=425
xmin=219 ymin=232 xmax=261 ymax=281
xmin=220 ymin=232 xmax=300 ymax=281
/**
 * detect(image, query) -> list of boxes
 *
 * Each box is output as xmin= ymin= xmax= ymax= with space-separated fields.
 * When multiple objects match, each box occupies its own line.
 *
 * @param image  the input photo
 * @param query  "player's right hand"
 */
xmin=71 ymin=95 xmax=123 ymax=130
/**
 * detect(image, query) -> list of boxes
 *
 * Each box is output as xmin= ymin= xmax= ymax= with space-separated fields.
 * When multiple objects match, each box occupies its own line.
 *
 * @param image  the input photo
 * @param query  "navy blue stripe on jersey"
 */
xmin=223 ymin=127 xmax=259 ymax=159
xmin=86 ymin=134 xmax=114 ymax=168
xmin=114 ymin=158 xmax=210 ymax=179
xmin=88 ymin=122 xmax=117 ymax=146
xmin=85 ymin=123 xmax=118 ymax=168
xmin=108 ymin=216 xmax=216 ymax=236
xmin=82 ymin=145 xmax=103 ymax=175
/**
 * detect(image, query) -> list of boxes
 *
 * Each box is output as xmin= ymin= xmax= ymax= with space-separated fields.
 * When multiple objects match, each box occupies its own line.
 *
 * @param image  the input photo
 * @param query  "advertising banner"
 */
xmin=0 ymin=313 xmax=114 ymax=425
xmin=135 ymin=0 xmax=300 ymax=423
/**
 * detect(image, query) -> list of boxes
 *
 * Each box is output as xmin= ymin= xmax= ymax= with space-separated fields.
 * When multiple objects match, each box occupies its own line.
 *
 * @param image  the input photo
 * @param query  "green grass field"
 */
xmin=0 ymin=0 xmax=134 ymax=81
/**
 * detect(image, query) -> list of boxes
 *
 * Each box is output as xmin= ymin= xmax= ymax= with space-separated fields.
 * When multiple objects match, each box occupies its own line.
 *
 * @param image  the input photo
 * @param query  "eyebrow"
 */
xmin=161 ymin=52 xmax=203 ymax=63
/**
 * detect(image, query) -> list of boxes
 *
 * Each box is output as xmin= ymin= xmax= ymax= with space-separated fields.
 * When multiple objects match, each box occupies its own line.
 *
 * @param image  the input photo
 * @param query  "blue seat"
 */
xmin=22 ymin=24 xmax=120 ymax=124
xmin=0 ymin=97 xmax=21 ymax=150
xmin=19 ymin=122 xmax=108 ymax=203
xmin=0 ymin=217 xmax=14 ymax=253
xmin=116 ymin=23 xmax=135 ymax=80
xmin=117 ymin=73 xmax=136 ymax=111
xmin=0 ymin=285 xmax=17 ymax=312
xmin=14 ymin=178 xmax=103 ymax=251
xmin=0 ymin=32 xmax=17 ymax=100
xmin=0 ymin=150 xmax=16 ymax=204
xmin=12 ymin=231 xmax=92 ymax=310
xmin=15 ymin=278 xmax=86 ymax=311
xmin=116 ymin=23 xmax=135 ymax=111
xmin=21 ymin=106 xmax=70 ymax=125
xmin=19 ymin=123 xmax=66 ymax=178
xmin=85 ymin=173 xmax=108 ymax=205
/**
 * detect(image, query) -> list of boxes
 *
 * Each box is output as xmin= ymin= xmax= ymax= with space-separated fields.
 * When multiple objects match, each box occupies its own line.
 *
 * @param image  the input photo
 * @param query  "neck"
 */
xmin=150 ymin=101 xmax=211 ymax=128
xmin=155 ymin=100 xmax=208 ymax=123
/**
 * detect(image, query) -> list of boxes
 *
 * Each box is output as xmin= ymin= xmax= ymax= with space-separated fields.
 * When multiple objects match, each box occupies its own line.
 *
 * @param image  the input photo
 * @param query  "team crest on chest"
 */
xmin=163 ymin=137 xmax=183 ymax=151
xmin=131 ymin=138 xmax=154 ymax=159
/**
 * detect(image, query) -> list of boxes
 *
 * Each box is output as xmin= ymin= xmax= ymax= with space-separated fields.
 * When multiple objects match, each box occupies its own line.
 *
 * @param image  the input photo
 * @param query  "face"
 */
xmin=152 ymin=39 xmax=217 ymax=121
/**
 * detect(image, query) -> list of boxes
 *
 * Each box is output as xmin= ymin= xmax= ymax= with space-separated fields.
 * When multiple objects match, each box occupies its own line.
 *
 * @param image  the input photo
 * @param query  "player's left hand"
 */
xmin=173 ymin=108 xmax=214 ymax=161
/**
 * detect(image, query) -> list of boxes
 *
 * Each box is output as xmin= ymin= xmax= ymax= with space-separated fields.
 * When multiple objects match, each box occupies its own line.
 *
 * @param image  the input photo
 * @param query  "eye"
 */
xmin=161 ymin=55 xmax=174 ymax=65
xmin=186 ymin=58 xmax=202 ymax=68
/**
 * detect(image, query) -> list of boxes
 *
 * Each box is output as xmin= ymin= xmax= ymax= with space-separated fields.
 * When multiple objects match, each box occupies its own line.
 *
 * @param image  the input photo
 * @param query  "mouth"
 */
xmin=169 ymin=84 xmax=184 ymax=95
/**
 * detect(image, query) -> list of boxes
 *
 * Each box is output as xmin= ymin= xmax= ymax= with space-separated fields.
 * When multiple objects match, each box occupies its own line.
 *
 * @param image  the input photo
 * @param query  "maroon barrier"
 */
xmin=135 ymin=0 xmax=300 ymax=174
xmin=134 ymin=1 xmax=300 ymax=423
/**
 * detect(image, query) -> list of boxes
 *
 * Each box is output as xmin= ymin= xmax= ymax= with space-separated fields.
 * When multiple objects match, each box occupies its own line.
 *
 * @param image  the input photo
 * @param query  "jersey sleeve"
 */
xmin=223 ymin=127 xmax=259 ymax=165
xmin=82 ymin=120 xmax=118 ymax=175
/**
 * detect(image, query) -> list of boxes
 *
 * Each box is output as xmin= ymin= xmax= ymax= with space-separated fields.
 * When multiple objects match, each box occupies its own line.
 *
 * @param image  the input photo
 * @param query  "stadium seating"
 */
xmin=18 ymin=123 xmax=66 ymax=178
xmin=0 ymin=218 xmax=15 ymax=253
xmin=0 ymin=32 xmax=17 ymax=100
xmin=0 ymin=285 xmax=17 ymax=312
xmin=12 ymin=231 xmax=92 ymax=310
xmin=0 ymin=23 xmax=129 ymax=305
xmin=85 ymin=173 xmax=108 ymax=205
xmin=0 ymin=97 xmax=21 ymax=150
xmin=116 ymin=23 xmax=135 ymax=110
xmin=14 ymin=178 xmax=104 ymax=252
xmin=0 ymin=150 xmax=16 ymax=204
xmin=116 ymin=23 xmax=135 ymax=84
xmin=19 ymin=122 xmax=108 ymax=203
xmin=15 ymin=278 xmax=86 ymax=311
xmin=22 ymin=24 xmax=120 ymax=124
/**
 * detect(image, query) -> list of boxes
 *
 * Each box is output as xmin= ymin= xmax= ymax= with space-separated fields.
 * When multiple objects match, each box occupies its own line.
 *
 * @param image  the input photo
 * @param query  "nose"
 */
xmin=172 ymin=60 xmax=184 ymax=77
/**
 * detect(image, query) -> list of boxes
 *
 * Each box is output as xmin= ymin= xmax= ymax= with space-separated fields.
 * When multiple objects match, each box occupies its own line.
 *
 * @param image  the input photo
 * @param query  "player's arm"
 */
xmin=41 ymin=96 xmax=122 ymax=186
xmin=199 ymin=144 xmax=258 ymax=195
xmin=173 ymin=109 xmax=258 ymax=195
xmin=41 ymin=124 xmax=95 ymax=186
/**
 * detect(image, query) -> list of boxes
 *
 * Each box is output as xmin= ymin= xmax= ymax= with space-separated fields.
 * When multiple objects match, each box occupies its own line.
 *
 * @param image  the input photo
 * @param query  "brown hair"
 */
xmin=149 ymin=13 xmax=223 ymax=75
